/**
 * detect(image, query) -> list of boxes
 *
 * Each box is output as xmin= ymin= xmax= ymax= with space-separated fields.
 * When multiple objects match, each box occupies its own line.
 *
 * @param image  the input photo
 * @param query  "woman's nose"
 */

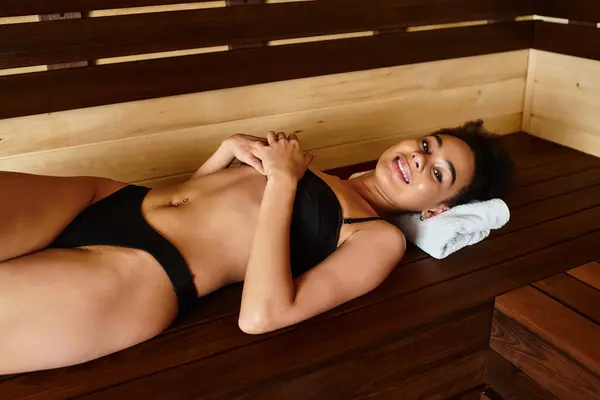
xmin=411 ymin=153 xmax=425 ymax=171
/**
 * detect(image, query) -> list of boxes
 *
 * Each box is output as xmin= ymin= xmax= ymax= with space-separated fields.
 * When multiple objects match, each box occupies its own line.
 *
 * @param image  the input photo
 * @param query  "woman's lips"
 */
xmin=392 ymin=155 xmax=410 ymax=184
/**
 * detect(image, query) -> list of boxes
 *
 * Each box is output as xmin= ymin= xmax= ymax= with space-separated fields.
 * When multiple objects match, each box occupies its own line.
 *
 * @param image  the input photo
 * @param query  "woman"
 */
xmin=0 ymin=120 xmax=512 ymax=374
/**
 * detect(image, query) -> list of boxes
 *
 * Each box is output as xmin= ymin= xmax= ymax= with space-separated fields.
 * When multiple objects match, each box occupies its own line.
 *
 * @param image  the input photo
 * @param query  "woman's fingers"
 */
xmin=288 ymin=133 xmax=299 ymax=142
xmin=277 ymin=132 xmax=287 ymax=141
xmin=246 ymin=155 xmax=265 ymax=175
xmin=267 ymin=131 xmax=277 ymax=145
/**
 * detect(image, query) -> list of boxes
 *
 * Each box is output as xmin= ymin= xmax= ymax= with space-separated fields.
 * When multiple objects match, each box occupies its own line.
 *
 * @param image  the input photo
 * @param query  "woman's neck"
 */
xmin=344 ymin=171 xmax=400 ymax=217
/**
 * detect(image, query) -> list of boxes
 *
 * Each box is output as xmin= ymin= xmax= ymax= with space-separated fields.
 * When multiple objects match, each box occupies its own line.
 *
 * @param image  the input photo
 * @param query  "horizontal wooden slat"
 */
xmin=534 ymin=21 xmax=600 ymax=62
xmin=485 ymin=349 xmax=559 ymax=400
xmin=215 ymin=305 xmax=492 ymax=400
xmin=0 ymin=0 xmax=217 ymax=18
xmin=0 ymin=89 xmax=523 ymax=183
xmin=491 ymin=310 xmax=600 ymax=400
xmin=533 ymin=273 xmax=600 ymax=325
xmin=0 ymin=0 xmax=535 ymax=69
xmin=41 ymin=221 xmax=600 ymax=399
xmin=0 ymin=51 xmax=528 ymax=159
xmin=4 ymin=191 xmax=600 ymax=399
xmin=0 ymin=21 xmax=533 ymax=120
xmin=567 ymin=262 xmax=600 ymax=291
xmin=530 ymin=116 xmax=600 ymax=160
xmin=541 ymin=0 xmax=600 ymax=23
xmin=496 ymin=285 xmax=600 ymax=377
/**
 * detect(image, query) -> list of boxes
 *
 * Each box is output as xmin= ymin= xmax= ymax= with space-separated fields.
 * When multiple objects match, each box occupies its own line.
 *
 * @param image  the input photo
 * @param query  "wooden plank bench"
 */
xmin=2 ymin=133 xmax=599 ymax=399
xmin=2 ymin=1 xmax=600 ymax=399
xmin=491 ymin=261 xmax=600 ymax=399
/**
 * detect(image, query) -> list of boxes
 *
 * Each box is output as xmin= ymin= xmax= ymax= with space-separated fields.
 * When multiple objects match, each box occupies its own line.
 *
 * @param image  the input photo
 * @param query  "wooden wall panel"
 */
xmin=541 ymin=0 xmax=600 ymax=23
xmin=0 ymin=0 xmax=217 ymax=17
xmin=0 ymin=50 xmax=528 ymax=159
xmin=0 ymin=78 xmax=523 ymax=182
xmin=534 ymin=22 xmax=600 ymax=62
xmin=0 ymin=0 xmax=534 ymax=69
xmin=0 ymin=21 xmax=533 ymax=120
xmin=526 ymin=50 xmax=600 ymax=159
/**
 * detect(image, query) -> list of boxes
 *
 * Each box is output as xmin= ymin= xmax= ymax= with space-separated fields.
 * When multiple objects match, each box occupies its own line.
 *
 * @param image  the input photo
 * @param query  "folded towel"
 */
xmin=349 ymin=170 xmax=510 ymax=259
xmin=387 ymin=199 xmax=510 ymax=259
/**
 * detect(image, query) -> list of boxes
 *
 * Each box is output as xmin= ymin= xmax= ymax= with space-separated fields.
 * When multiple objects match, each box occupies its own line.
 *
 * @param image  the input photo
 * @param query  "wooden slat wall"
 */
xmin=0 ymin=0 xmax=531 ymax=186
xmin=0 ymin=0 xmax=535 ymax=69
xmin=0 ymin=0 xmax=217 ymax=17
xmin=0 ymin=21 xmax=533 ymax=120
xmin=541 ymin=0 xmax=600 ymax=23
xmin=0 ymin=51 xmax=527 ymax=185
xmin=526 ymin=3 xmax=600 ymax=156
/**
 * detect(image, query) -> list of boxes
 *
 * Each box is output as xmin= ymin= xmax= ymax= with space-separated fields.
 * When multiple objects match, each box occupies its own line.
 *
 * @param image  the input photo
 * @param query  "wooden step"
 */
xmin=490 ymin=262 xmax=600 ymax=399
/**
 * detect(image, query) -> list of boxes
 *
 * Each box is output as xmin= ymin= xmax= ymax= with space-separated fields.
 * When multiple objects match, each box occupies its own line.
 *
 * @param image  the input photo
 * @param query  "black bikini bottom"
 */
xmin=49 ymin=185 xmax=198 ymax=314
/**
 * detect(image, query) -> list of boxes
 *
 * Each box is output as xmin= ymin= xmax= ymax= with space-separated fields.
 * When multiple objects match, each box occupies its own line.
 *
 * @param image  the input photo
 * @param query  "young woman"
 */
xmin=0 ymin=120 xmax=513 ymax=374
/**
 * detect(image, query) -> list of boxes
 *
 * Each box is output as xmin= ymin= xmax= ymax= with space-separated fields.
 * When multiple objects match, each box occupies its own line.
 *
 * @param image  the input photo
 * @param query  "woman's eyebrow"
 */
xmin=433 ymin=134 xmax=456 ymax=185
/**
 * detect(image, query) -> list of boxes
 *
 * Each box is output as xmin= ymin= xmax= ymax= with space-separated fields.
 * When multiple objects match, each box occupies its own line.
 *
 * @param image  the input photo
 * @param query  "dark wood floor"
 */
xmin=2 ymin=132 xmax=600 ymax=399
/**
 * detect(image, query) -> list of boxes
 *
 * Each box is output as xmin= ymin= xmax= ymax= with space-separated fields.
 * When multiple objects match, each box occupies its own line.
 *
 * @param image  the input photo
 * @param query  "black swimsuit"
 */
xmin=49 ymin=170 xmax=381 ymax=314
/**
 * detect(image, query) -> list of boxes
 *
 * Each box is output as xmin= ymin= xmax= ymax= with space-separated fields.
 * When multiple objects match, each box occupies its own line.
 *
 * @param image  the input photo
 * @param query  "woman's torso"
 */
xmin=141 ymin=166 xmax=379 ymax=296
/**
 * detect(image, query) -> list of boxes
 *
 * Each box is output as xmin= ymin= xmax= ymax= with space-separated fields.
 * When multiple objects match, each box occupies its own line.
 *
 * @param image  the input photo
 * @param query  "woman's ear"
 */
xmin=420 ymin=204 xmax=450 ymax=220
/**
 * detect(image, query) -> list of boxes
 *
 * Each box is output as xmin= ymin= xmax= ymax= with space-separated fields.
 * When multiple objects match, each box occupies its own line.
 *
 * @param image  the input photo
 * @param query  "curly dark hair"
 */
xmin=434 ymin=120 xmax=514 ymax=207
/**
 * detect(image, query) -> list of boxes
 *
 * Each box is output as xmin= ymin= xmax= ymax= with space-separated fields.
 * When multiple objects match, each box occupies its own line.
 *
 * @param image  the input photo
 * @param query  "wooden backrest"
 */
xmin=0 ymin=0 xmax=535 ymax=120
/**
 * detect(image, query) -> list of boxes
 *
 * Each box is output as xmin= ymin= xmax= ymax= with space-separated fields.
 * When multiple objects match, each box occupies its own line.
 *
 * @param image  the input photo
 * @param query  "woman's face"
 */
xmin=375 ymin=134 xmax=475 ymax=214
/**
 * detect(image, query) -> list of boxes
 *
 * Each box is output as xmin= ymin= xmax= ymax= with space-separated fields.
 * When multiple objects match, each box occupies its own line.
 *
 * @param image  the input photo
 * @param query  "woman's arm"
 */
xmin=190 ymin=134 xmax=268 ymax=179
xmin=190 ymin=141 xmax=235 ymax=179
xmin=238 ymin=133 xmax=406 ymax=334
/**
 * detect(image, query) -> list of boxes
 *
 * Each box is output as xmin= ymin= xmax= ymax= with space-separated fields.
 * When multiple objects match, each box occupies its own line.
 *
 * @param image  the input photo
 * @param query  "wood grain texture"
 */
xmin=495 ymin=286 xmax=600 ymax=377
xmin=0 ymin=0 xmax=217 ymax=17
xmin=485 ymin=349 xmax=558 ymax=400
xmin=533 ymin=273 xmax=600 ymax=325
xmin=530 ymin=117 xmax=600 ymax=159
xmin=504 ymin=167 xmax=600 ymax=208
xmin=93 ymin=305 xmax=492 ymax=400
xmin=491 ymin=310 xmax=600 ymax=400
xmin=0 ymin=83 xmax=523 ymax=182
xmin=0 ymin=50 xmax=528 ymax=159
xmin=534 ymin=50 xmax=600 ymax=95
xmin=0 ymin=21 xmax=533 ymax=120
xmin=534 ymin=21 xmax=600 ymax=62
xmin=65 ymin=224 xmax=600 ymax=399
xmin=568 ymin=262 xmax=600 ymax=291
xmin=4 ymin=175 xmax=600 ymax=399
xmin=0 ymin=0 xmax=535 ymax=69
xmin=541 ymin=0 xmax=600 ymax=23
xmin=532 ymin=82 xmax=600 ymax=139
xmin=450 ymin=386 xmax=486 ymax=400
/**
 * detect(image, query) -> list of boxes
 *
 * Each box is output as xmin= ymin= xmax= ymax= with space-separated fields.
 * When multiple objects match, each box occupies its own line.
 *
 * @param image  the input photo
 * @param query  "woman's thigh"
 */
xmin=0 ymin=246 xmax=178 ymax=374
xmin=0 ymin=171 xmax=126 ymax=262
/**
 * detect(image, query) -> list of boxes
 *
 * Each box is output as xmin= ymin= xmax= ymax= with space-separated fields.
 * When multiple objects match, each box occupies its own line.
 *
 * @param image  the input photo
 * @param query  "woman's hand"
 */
xmin=252 ymin=132 xmax=314 ymax=181
xmin=224 ymin=133 xmax=268 ymax=174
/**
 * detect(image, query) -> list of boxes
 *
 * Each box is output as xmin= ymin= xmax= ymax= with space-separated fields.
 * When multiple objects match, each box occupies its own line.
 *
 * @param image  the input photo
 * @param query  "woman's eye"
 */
xmin=422 ymin=139 xmax=429 ymax=153
xmin=434 ymin=168 xmax=442 ymax=183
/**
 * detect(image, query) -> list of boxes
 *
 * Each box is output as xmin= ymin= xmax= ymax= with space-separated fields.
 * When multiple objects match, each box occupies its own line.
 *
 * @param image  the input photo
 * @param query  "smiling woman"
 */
xmin=0 ymin=122 xmax=514 ymax=374
xmin=363 ymin=120 xmax=514 ymax=219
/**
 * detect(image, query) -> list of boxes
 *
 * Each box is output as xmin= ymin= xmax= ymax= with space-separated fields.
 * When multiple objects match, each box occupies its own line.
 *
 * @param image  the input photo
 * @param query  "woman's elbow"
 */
xmin=238 ymin=311 xmax=273 ymax=335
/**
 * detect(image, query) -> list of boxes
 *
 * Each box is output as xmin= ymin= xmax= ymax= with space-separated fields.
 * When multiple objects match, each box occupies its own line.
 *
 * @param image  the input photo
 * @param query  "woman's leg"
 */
xmin=0 ymin=246 xmax=178 ymax=374
xmin=0 ymin=171 xmax=126 ymax=262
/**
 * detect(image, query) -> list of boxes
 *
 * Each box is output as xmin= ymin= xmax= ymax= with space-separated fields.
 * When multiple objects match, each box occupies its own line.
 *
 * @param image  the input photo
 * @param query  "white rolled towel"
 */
xmin=386 ymin=199 xmax=510 ymax=259
xmin=349 ymin=170 xmax=510 ymax=259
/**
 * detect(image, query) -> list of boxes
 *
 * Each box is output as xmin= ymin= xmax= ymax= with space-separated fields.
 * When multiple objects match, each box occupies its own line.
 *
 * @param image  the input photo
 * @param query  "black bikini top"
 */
xmin=289 ymin=169 xmax=382 ymax=278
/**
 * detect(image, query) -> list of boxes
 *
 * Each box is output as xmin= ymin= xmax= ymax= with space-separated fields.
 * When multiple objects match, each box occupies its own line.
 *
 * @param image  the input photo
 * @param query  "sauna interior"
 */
xmin=1 ymin=0 xmax=599 ymax=399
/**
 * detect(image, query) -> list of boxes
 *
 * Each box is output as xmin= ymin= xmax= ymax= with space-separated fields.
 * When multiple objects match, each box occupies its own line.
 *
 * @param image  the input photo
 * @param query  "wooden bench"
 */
xmin=1 ymin=1 xmax=600 ymax=399
xmin=491 ymin=261 xmax=600 ymax=400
